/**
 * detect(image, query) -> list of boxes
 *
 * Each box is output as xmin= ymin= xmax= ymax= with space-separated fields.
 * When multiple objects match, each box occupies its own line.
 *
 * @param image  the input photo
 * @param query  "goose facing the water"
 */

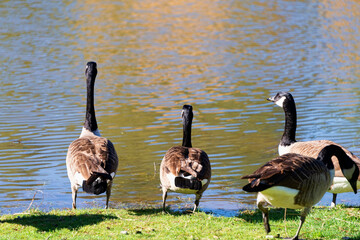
xmin=268 ymin=91 xmax=360 ymax=206
xmin=66 ymin=62 xmax=118 ymax=209
xmin=242 ymin=144 xmax=358 ymax=240
xmin=160 ymin=105 xmax=211 ymax=212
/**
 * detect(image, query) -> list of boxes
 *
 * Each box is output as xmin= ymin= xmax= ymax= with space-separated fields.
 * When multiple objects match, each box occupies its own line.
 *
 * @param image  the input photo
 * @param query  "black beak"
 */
xmin=267 ymin=97 xmax=275 ymax=102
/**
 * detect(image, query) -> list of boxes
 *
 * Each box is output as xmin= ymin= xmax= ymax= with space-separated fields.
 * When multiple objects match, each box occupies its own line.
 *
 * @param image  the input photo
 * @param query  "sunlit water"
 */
xmin=1 ymin=0 xmax=360 ymax=216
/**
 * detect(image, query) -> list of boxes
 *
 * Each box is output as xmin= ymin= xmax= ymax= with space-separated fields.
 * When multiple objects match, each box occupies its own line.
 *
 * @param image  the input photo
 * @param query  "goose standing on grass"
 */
xmin=160 ymin=105 xmax=211 ymax=213
xmin=242 ymin=144 xmax=358 ymax=240
xmin=66 ymin=62 xmax=118 ymax=209
xmin=268 ymin=91 xmax=360 ymax=206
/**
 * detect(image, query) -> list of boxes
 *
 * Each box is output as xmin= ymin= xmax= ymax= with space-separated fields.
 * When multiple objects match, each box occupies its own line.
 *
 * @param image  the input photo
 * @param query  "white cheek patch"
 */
xmin=275 ymin=96 xmax=286 ymax=108
xmin=329 ymin=169 xmax=335 ymax=181
xmin=342 ymin=165 xmax=357 ymax=180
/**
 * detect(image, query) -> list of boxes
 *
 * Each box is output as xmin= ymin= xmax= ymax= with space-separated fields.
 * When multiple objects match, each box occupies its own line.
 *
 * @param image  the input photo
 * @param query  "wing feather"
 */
xmin=67 ymin=136 xmax=118 ymax=181
xmin=290 ymin=140 xmax=360 ymax=179
xmin=162 ymin=146 xmax=210 ymax=180
xmin=242 ymin=153 xmax=328 ymax=192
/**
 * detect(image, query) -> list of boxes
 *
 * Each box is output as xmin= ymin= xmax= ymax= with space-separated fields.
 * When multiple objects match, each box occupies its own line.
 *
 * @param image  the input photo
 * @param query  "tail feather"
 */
xmin=85 ymin=172 xmax=112 ymax=185
xmin=83 ymin=172 xmax=112 ymax=195
xmin=242 ymin=179 xmax=271 ymax=192
xmin=175 ymin=177 xmax=202 ymax=190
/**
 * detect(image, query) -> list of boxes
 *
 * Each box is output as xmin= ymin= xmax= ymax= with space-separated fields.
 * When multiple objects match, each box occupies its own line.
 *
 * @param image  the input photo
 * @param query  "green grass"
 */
xmin=0 ymin=205 xmax=359 ymax=239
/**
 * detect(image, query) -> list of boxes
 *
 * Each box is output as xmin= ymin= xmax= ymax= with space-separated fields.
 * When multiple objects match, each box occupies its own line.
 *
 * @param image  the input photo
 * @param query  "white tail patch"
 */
xmin=166 ymin=173 xmax=207 ymax=194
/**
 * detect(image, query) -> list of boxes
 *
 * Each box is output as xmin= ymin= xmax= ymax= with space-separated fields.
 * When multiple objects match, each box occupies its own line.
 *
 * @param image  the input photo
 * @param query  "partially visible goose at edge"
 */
xmin=268 ymin=91 xmax=360 ymax=207
xmin=160 ymin=105 xmax=211 ymax=213
xmin=66 ymin=61 xmax=119 ymax=209
xmin=242 ymin=144 xmax=359 ymax=240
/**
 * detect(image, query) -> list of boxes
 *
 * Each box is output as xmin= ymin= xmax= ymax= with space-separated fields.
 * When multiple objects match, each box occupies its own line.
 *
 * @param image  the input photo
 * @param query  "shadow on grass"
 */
xmin=2 ymin=213 xmax=117 ymax=232
xmin=237 ymin=208 xmax=302 ymax=223
xmin=128 ymin=207 xmax=164 ymax=216
xmin=128 ymin=207 xmax=197 ymax=216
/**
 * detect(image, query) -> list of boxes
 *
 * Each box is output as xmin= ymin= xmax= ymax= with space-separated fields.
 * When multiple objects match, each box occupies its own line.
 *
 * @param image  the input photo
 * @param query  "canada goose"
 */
xmin=66 ymin=61 xmax=119 ymax=209
xmin=160 ymin=105 xmax=211 ymax=213
xmin=242 ymin=144 xmax=359 ymax=240
xmin=268 ymin=91 xmax=360 ymax=206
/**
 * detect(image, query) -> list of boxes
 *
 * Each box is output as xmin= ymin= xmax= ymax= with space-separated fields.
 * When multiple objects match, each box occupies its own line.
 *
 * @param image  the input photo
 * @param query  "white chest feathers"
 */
xmin=80 ymin=127 xmax=101 ymax=138
xmin=278 ymin=144 xmax=292 ymax=156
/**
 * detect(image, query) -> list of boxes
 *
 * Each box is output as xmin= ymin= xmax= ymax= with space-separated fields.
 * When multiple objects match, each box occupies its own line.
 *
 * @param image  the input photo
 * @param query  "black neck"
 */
xmin=319 ymin=145 xmax=359 ymax=194
xmin=84 ymin=74 xmax=98 ymax=132
xmin=182 ymin=118 xmax=192 ymax=148
xmin=317 ymin=145 xmax=347 ymax=170
xmin=280 ymin=98 xmax=297 ymax=146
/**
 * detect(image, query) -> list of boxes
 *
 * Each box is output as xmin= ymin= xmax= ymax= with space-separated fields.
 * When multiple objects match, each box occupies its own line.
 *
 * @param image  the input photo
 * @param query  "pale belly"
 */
xmin=278 ymin=145 xmax=293 ymax=156
xmin=329 ymin=177 xmax=360 ymax=194
xmin=258 ymin=186 xmax=304 ymax=209
xmin=258 ymin=185 xmax=328 ymax=209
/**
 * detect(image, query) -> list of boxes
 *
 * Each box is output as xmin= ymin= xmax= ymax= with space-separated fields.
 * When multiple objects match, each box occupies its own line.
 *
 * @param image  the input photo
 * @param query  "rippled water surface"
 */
xmin=1 ymin=0 xmax=360 ymax=216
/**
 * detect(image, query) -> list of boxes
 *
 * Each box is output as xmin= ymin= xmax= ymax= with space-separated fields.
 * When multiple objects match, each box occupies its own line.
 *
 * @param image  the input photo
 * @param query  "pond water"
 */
xmin=1 ymin=0 xmax=360 ymax=216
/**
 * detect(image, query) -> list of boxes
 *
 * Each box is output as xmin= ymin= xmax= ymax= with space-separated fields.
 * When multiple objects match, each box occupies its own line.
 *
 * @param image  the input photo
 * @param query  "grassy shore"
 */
xmin=0 ymin=205 xmax=359 ymax=239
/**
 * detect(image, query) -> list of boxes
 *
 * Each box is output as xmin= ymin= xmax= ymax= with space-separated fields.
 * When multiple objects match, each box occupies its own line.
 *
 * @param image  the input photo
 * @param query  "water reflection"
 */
xmin=0 ymin=0 xmax=360 ymax=216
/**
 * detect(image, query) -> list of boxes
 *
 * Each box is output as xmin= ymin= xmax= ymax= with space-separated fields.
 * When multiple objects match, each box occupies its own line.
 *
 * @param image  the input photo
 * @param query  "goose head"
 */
xmin=318 ymin=145 xmax=359 ymax=194
xmin=267 ymin=92 xmax=294 ymax=108
xmin=182 ymin=105 xmax=193 ymax=121
xmin=85 ymin=61 xmax=98 ymax=78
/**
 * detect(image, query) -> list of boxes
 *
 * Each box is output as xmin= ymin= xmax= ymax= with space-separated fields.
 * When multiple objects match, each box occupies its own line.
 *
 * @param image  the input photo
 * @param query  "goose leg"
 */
xmin=71 ymin=185 xmax=77 ymax=210
xmin=162 ymin=187 xmax=168 ymax=213
xmin=193 ymin=193 xmax=202 ymax=213
xmin=258 ymin=201 xmax=270 ymax=233
xmin=331 ymin=193 xmax=337 ymax=208
xmin=105 ymin=181 xmax=112 ymax=209
xmin=292 ymin=207 xmax=310 ymax=240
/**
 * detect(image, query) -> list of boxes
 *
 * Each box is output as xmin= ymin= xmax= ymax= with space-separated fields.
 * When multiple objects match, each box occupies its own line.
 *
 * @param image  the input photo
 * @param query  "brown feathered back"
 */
xmin=289 ymin=140 xmax=360 ymax=180
xmin=67 ymin=135 xmax=118 ymax=181
xmin=162 ymin=146 xmax=211 ymax=181
xmin=243 ymin=153 xmax=330 ymax=191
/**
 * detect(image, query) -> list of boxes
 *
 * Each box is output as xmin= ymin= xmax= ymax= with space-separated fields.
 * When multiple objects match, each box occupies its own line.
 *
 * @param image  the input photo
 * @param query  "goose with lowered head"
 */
xmin=242 ymin=144 xmax=359 ymax=240
xmin=268 ymin=91 xmax=360 ymax=207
